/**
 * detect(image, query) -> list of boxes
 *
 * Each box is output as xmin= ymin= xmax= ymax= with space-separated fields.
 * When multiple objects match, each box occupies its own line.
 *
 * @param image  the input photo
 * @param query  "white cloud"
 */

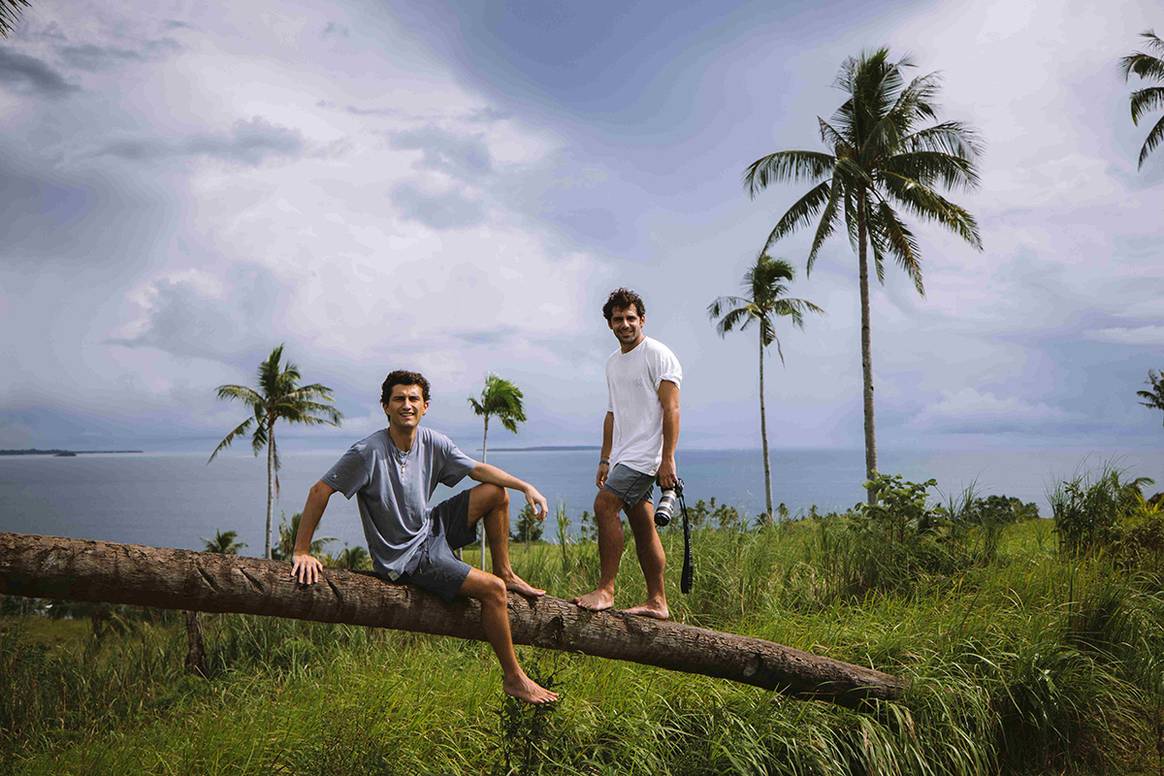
xmin=1085 ymin=325 xmax=1164 ymax=346
xmin=910 ymin=388 xmax=1080 ymax=433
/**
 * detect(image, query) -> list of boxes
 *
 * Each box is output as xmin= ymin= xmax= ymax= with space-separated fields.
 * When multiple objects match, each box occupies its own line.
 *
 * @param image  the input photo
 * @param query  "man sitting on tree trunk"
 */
xmin=290 ymin=370 xmax=557 ymax=704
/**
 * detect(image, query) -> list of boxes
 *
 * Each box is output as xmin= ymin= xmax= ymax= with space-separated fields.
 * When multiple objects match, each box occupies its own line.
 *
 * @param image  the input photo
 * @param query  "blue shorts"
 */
xmin=397 ymin=489 xmax=476 ymax=602
xmin=603 ymin=463 xmax=655 ymax=507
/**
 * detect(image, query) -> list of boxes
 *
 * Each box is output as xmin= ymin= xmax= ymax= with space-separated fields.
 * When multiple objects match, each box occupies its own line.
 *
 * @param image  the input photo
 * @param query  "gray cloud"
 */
xmin=93 ymin=117 xmax=306 ymax=166
xmin=0 ymin=48 xmax=78 ymax=97
xmin=110 ymin=264 xmax=286 ymax=364
xmin=58 ymin=38 xmax=181 ymax=71
xmin=391 ymin=180 xmax=485 ymax=229
xmin=390 ymin=125 xmax=492 ymax=178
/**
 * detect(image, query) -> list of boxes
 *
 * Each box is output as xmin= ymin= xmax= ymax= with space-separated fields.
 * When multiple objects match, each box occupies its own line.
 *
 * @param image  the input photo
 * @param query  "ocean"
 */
xmin=1 ymin=447 xmax=1161 ymax=555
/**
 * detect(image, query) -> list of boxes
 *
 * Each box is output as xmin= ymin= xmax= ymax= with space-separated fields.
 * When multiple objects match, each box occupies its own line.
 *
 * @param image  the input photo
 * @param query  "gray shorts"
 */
xmin=397 ymin=489 xmax=476 ymax=602
xmin=603 ymin=463 xmax=655 ymax=507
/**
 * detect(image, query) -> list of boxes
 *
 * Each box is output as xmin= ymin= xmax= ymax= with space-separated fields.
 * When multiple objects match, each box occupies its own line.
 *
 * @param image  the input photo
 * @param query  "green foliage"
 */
xmin=1050 ymin=466 xmax=1154 ymax=556
xmin=208 ymin=344 xmax=343 ymax=558
xmin=468 ymin=373 xmax=526 ymax=459
xmin=510 ymin=503 xmax=544 ymax=543
xmin=270 ymin=512 xmax=335 ymax=562
xmin=202 ymin=529 xmax=247 ymax=555
xmin=330 ymin=545 xmax=372 ymax=571
xmin=1121 ymin=32 xmax=1164 ymax=168
xmin=5 ymin=473 xmax=1164 ymax=774
xmin=1137 ymin=368 xmax=1164 ymax=424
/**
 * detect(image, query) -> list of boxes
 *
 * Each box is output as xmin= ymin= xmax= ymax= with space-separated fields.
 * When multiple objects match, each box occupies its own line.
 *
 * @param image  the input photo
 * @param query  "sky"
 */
xmin=1 ymin=0 xmax=1162 ymax=454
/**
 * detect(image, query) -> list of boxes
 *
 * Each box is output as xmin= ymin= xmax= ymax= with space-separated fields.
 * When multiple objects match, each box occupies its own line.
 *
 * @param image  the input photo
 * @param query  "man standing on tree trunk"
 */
xmin=574 ymin=288 xmax=682 ymax=620
xmin=290 ymin=370 xmax=557 ymax=704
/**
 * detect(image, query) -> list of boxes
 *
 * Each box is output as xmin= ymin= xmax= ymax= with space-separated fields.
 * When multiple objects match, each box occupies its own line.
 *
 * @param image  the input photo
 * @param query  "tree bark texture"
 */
xmin=758 ymin=334 xmax=773 ymax=519
xmin=265 ymin=421 xmax=275 ymax=560
xmin=0 ymin=532 xmax=906 ymax=706
xmin=184 ymin=610 xmax=208 ymax=677
xmin=857 ymin=198 xmax=878 ymax=504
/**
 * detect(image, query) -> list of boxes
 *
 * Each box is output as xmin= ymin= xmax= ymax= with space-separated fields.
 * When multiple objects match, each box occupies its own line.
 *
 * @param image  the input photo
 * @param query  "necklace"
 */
xmin=392 ymin=440 xmax=413 ymax=472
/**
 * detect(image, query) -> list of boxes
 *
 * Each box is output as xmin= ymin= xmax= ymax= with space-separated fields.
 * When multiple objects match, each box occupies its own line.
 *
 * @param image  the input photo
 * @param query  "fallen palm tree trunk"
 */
xmin=0 ymin=532 xmax=906 ymax=705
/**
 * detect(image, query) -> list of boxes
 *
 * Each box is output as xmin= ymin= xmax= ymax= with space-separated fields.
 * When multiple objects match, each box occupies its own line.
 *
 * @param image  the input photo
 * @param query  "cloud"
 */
xmin=92 ymin=117 xmax=306 ymax=166
xmin=390 ymin=125 xmax=493 ymax=178
xmin=57 ymin=38 xmax=181 ymax=71
xmin=109 ymin=266 xmax=287 ymax=363
xmin=910 ymin=388 xmax=1082 ymax=433
xmin=391 ymin=180 xmax=486 ymax=229
xmin=0 ymin=48 xmax=77 ymax=97
xmin=1085 ymin=325 xmax=1164 ymax=346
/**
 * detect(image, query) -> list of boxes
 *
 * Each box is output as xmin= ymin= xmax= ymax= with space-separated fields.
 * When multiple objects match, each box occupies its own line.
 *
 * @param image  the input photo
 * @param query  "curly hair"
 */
xmin=381 ymin=370 xmax=431 ymax=404
xmin=602 ymin=288 xmax=645 ymax=322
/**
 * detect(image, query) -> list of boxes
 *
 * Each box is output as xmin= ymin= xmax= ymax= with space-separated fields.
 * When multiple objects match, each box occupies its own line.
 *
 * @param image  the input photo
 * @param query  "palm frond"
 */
xmin=885 ymin=150 xmax=980 ymax=191
xmin=215 ymin=384 xmax=263 ymax=407
xmin=208 ymin=418 xmax=255 ymax=463
xmin=874 ymin=202 xmax=924 ymax=294
xmin=883 ymin=172 xmax=983 ymax=249
xmin=0 ymin=0 xmax=29 ymax=38
xmin=708 ymin=302 xmax=753 ymax=337
xmin=762 ymin=181 xmax=832 ymax=250
xmin=1121 ymin=46 xmax=1164 ymax=82
xmin=806 ymin=180 xmax=843 ymax=274
xmin=1137 ymin=113 xmax=1164 ymax=168
xmin=902 ymin=120 xmax=982 ymax=158
xmin=250 ymin=423 xmax=269 ymax=458
xmin=1130 ymin=86 xmax=1164 ymax=124
xmin=743 ymin=150 xmax=835 ymax=197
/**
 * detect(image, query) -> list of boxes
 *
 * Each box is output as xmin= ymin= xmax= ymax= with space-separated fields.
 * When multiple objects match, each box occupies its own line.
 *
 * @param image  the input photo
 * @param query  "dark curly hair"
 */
xmin=602 ymin=288 xmax=645 ymax=322
xmin=381 ymin=370 xmax=431 ymax=404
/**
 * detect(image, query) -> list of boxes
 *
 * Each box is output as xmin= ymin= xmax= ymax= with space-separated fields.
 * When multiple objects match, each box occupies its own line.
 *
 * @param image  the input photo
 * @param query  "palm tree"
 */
xmin=467 ymin=374 xmax=526 ymax=567
xmin=271 ymin=512 xmax=335 ymax=562
xmin=209 ymin=345 xmax=343 ymax=559
xmin=1138 ymin=369 xmax=1164 ymax=427
xmin=1121 ymin=31 xmax=1164 ymax=169
xmin=744 ymin=48 xmax=982 ymax=502
xmin=202 ymin=530 xmax=246 ymax=555
xmin=1 ymin=0 xmax=29 ymax=38
xmin=708 ymin=255 xmax=823 ymax=519
xmin=333 ymin=545 xmax=371 ymax=571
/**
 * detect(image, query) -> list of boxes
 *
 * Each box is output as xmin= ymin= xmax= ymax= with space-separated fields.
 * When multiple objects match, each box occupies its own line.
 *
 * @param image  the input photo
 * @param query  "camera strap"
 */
xmin=678 ymin=483 xmax=693 ymax=594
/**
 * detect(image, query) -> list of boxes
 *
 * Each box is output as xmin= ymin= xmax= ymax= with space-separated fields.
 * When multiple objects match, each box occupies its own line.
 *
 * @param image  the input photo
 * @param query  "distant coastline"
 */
xmin=0 ymin=449 xmax=145 ymax=456
xmin=483 ymin=445 xmax=600 ymax=453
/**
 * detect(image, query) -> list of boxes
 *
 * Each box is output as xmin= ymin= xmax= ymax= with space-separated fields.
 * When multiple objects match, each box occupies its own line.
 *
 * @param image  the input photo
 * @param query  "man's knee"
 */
xmin=471 ymin=483 xmax=508 ymax=517
xmin=594 ymin=490 xmax=623 ymax=520
xmin=480 ymin=574 xmax=508 ymax=608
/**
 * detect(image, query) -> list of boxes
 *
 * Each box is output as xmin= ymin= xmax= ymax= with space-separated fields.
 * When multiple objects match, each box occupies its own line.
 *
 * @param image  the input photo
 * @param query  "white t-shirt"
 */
xmin=606 ymin=336 xmax=683 ymax=475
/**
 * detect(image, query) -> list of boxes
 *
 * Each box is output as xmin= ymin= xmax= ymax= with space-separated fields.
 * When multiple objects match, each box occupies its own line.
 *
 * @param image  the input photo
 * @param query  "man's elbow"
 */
xmin=309 ymin=480 xmax=335 ymax=501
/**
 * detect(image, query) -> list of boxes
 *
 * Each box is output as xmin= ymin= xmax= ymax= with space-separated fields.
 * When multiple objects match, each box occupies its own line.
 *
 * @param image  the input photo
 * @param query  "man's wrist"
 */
xmin=599 ymin=459 xmax=609 ymax=466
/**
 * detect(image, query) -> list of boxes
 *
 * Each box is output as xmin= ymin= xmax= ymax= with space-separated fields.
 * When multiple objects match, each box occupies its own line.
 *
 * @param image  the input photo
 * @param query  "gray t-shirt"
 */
xmin=323 ymin=427 xmax=477 ymax=579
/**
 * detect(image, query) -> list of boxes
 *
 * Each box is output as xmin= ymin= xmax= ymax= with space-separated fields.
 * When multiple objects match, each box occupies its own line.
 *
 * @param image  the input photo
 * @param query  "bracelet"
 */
xmin=599 ymin=459 xmax=610 ymax=466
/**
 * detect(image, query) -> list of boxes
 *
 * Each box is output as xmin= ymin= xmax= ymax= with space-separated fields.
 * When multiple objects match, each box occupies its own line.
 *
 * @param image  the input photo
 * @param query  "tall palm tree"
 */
xmin=1121 ymin=31 xmax=1164 ymax=169
xmin=744 ymin=48 xmax=982 ymax=502
xmin=1138 ymin=369 xmax=1164 ymax=427
xmin=209 ymin=345 xmax=343 ymax=559
xmin=708 ymin=255 xmax=822 ymax=519
xmin=468 ymin=374 xmax=526 ymax=567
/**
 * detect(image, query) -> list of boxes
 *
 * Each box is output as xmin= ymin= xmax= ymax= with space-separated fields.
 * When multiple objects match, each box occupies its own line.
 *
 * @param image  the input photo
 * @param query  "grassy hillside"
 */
xmin=2 ymin=491 xmax=1162 ymax=775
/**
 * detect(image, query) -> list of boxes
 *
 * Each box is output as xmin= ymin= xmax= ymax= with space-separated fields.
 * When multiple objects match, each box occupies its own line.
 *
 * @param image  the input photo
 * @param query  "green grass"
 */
xmin=3 ymin=518 xmax=1162 ymax=775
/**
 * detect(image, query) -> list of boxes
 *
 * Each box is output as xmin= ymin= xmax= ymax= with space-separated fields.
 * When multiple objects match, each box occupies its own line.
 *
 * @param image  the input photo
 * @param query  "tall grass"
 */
xmin=3 ymin=492 xmax=1162 ymax=774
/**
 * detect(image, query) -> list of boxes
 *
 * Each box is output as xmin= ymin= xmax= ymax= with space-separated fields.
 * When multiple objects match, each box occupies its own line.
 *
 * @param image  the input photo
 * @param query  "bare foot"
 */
xmin=503 ymin=673 xmax=559 ymax=704
xmin=572 ymin=589 xmax=615 ymax=611
xmin=622 ymin=602 xmax=670 ymax=620
xmin=498 ymin=571 xmax=545 ymax=598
